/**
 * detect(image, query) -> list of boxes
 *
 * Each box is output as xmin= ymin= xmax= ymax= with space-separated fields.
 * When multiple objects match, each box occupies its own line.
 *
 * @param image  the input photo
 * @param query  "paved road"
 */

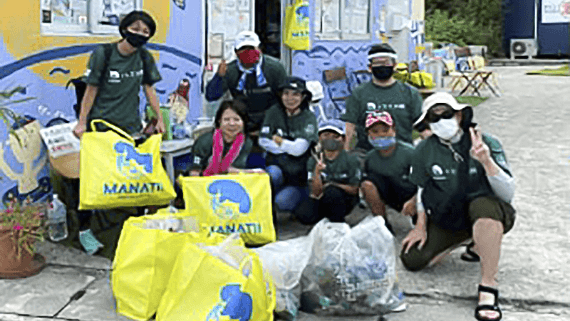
xmin=1 ymin=66 xmax=569 ymax=321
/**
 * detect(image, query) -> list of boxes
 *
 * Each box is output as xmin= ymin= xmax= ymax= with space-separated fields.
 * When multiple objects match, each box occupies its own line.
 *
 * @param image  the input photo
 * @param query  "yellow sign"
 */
xmin=415 ymin=46 xmax=426 ymax=54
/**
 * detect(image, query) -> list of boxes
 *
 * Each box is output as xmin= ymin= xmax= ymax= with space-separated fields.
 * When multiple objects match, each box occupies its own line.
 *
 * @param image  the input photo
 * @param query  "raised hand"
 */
xmin=469 ymin=127 xmax=491 ymax=164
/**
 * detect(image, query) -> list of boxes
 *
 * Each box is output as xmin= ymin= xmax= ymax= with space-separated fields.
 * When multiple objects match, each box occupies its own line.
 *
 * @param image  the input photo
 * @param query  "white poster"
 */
xmin=39 ymin=122 xmax=80 ymax=158
xmin=542 ymin=0 xmax=570 ymax=24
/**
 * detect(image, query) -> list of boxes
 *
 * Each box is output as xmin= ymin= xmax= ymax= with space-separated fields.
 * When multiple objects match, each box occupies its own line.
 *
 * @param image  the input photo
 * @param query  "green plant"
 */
xmin=425 ymin=0 xmax=504 ymax=57
xmin=0 ymin=199 xmax=47 ymax=258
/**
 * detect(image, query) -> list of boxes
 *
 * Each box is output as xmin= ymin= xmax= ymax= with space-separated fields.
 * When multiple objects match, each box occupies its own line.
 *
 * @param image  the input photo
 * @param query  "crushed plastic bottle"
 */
xmin=47 ymin=194 xmax=68 ymax=242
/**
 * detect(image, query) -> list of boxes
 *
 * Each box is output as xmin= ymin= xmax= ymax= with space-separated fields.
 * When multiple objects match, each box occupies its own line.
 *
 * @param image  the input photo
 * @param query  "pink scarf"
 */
xmin=203 ymin=129 xmax=245 ymax=176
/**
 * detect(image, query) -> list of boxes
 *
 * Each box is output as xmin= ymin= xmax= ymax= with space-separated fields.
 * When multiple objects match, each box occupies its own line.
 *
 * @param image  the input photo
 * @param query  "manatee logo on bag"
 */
xmin=114 ymin=142 xmax=153 ymax=179
xmin=208 ymin=180 xmax=251 ymax=220
xmin=206 ymin=284 xmax=253 ymax=321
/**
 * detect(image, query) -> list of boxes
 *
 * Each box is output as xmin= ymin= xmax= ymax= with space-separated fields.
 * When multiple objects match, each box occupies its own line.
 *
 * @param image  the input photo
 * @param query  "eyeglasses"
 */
xmin=425 ymin=108 xmax=455 ymax=123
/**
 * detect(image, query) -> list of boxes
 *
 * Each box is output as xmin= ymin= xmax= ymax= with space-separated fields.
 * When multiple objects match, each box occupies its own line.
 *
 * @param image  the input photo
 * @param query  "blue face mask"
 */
xmin=368 ymin=136 xmax=396 ymax=150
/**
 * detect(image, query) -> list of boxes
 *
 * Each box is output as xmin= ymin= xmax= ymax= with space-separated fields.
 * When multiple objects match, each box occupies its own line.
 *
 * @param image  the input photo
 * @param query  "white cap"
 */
xmin=306 ymin=80 xmax=324 ymax=101
xmin=234 ymin=31 xmax=261 ymax=51
xmin=414 ymin=92 xmax=470 ymax=127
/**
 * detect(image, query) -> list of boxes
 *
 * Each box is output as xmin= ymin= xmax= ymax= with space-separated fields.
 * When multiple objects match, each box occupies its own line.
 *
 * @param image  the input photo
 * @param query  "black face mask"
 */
xmin=124 ymin=30 xmax=149 ymax=48
xmin=371 ymin=66 xmax=394 ymax=81
xmin=321 ymin=138 xmax=343 ymax=151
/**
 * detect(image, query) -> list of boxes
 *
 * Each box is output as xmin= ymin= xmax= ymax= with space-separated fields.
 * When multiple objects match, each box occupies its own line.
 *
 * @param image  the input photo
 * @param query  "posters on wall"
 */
xmin=344 ymin=0 xmax=370 ymax=34
xmin=542 ymin=0 xmax=570 ymax=24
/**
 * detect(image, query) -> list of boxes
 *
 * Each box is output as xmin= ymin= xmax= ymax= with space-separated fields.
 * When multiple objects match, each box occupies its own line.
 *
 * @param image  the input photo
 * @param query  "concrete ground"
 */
xmin=1 ymin=65 xmax=570 ymax=320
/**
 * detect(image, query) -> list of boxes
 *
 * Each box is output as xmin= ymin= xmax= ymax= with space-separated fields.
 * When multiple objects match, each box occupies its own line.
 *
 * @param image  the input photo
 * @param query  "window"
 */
xmin=41 ymin=0 xmax=142 ymax=35
xmin=314 ymin=0 xmax=371 ymax=40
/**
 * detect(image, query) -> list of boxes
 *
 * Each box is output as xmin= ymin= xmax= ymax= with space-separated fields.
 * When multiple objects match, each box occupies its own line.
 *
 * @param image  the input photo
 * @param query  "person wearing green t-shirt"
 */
xmin=401 ymin=92 xmax=516 ymax=321
xmin=259 ymin=77 xmax=318 ymax=213
xmin=295 ymin=120 xmax=360 ymax=224
xmin=341 ymin=43 xmax=423 ymax=161
xmin=360 ymin=112 xmax=417 ymax=234
xmin=205 ymin=31 xmax=288 ymax=134
xmin=187 ymin=100 xmax=257 ymax=176
xmin=69 ymin=11 xmax=164 ymax=255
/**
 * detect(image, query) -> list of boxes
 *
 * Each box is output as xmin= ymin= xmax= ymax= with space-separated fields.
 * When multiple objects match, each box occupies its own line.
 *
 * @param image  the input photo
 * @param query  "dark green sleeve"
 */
xmin=341 ymin=90 xmax=360 ymax=124
xmin=260 ymin=107 xmax=279 ymax=139
xmin=409 ymin=142 xmax=430 ymax=188
xmin=233 ymin=138 xmax=253 ymax=169
xmin=483 ymin=134 xmax=512 ymax=176
xmin=306 ymin=158 xmax=316 ymax=180
xmin=409 ymin=87 xmax=423 ymax=124
xmin=190 ymin=133 xmax=213 ymax=171
xmin=272 ymin=59 xmax=288 ymax=89
xmin=141 ymin=48 xmax=162 ymax=85
xmin=83 ymin=46 xmax=106 ymax=86
xmin=361 ymin=152 xmax=371 ymax=181
xmin=346 ymin=154 xmax=362 ymax=185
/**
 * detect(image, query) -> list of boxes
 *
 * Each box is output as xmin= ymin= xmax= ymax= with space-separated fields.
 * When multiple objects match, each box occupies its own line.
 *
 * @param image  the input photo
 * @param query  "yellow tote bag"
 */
xmin=111 ymin=215 xmax=228 ymax=321
xmin=179 ymin=173 xmax=276 ymax=245
xmin=284 ymin=0 xmax=310 ymax=50
xmin=79 ymin=119 xmax=176 ymax=210
xmin=157 ymin=237 xmax=276 ymax=321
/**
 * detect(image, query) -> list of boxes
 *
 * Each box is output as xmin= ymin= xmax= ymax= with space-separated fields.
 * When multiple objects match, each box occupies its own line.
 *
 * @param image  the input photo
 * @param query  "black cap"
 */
xmin=119 ymin=11 xmax=157 ymax=38
xmin=368 ymin=43 xmax=397 ymax=56
xmin=278 ymin=77 xmax=313 ymax=102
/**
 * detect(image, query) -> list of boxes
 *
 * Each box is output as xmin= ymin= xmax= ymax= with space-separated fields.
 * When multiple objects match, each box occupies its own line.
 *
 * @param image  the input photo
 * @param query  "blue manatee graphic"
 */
xmin=114 ymin=142 xmax=153 ymax=174
xmin=208 ymin=180 xmax=251 ymax=214
xmin=296 ymin=4 xmax=310 ymax=20
xmin=220 ymin=284 xmax=253 ymax=321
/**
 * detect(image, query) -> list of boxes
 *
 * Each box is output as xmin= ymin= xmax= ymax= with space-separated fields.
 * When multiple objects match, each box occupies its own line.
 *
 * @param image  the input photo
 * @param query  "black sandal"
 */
xmin=461 ymin=241 xmax=480 ymax=262
xmin=475 ymin=284 xmax=502 ymax=320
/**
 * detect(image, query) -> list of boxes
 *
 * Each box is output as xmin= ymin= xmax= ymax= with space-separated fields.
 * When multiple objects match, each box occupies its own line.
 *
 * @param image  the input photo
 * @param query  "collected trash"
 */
xmin=300 ymin=216 xmax=405 ymax=316
xmin=254 ymin=235 xmax=314 ymax=320
xmin=47 ymin=194 xmax=68 ymax=242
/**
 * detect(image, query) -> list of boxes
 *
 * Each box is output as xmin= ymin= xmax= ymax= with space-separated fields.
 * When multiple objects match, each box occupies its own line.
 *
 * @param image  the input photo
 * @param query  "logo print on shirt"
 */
xmin=431 ymin=164 xmax=444 ymax=176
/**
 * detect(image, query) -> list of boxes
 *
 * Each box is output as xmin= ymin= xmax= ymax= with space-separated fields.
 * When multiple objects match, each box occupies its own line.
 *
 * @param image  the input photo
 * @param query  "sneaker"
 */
xmin=79 ymin=229 xmax=104 ymax=255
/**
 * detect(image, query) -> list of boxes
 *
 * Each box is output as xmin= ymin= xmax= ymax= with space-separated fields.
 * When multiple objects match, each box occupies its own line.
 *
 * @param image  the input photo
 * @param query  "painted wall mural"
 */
xmin=0 ymin=0 xmax=203 ymax=209
xmin=292 ymin=0 xmax=423 ymax=122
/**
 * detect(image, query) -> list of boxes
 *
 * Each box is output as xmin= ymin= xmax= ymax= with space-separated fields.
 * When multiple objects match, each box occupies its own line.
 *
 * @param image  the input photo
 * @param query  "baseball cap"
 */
xmin=318 ymin=119 xmax=345 ymax=136
xmin=234 ymin=31 xmax=261 ymax=51
xmin=365 ymin=111 xmax=394 ymax=129
xmin=413 ymin=92 xmax=469 ymax=127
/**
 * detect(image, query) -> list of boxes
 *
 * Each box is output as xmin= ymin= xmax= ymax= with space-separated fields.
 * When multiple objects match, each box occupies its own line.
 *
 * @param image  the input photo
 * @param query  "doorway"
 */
xmin=255 ymin=0 xmax=282 ymax=59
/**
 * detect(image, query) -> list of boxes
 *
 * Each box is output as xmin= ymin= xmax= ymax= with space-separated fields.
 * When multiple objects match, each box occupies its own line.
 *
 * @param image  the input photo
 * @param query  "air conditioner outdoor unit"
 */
xmin=510 ymin=39 xmax=538 ymax=60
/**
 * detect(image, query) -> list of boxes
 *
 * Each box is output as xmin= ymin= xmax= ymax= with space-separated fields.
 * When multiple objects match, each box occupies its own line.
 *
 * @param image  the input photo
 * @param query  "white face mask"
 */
xmin=430 ymin=118 xmax=459 ymax=140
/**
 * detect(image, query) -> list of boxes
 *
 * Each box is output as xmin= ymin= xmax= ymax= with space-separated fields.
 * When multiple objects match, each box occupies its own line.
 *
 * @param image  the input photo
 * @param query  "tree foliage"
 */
xmin=425 ymin=0 xmax=504 ymax=57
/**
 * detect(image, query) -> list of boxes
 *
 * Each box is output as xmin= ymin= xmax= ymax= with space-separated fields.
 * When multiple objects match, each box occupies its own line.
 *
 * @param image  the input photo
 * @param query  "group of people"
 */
xmin=71 ymin=10 xmax=514 ymax=321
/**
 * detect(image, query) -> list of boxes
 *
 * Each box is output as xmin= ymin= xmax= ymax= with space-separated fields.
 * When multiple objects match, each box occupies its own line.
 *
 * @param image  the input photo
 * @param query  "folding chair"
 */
xmin=323 ymin=67 xmax=352 ymax=117
xmin=448 ymin=47 xmax=501 ymax=97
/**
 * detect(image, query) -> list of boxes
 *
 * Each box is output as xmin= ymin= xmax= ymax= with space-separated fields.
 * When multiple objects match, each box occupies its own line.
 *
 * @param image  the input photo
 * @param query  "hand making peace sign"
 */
xmin=469 ymin=127 xmax=491 ymax=164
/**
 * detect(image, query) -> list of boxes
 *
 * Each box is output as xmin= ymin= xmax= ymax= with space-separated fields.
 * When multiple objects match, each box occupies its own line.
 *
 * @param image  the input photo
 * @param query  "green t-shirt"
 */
xmin=218 ymin=55 xmax=287 ymax=127
xmin=410 ymin=132 xmax=512 ymax=230
xmin=341 ymin=81 xmax=423 ymax=150
xmin=307 ymin=150 xmax=361 ymax=186
xmin=260 ymin=105 xmax=318 ymax=182
xmin=190 ymin=130 xmax=253 ymax=172
xmin=362 ymin=141 xmax=416 ymax=190
xmin=83 ymin=44 xmax=162 ymax=134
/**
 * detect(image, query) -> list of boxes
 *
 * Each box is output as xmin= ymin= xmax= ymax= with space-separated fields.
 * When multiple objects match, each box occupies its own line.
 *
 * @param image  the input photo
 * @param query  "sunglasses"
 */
xmin=425 ymin=108 xmax=456 ymax=123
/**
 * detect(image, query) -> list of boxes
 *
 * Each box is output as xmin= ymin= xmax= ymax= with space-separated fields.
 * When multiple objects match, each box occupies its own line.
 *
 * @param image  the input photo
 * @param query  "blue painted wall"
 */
xmin=0 ymin=0 xmax=202 ymax=208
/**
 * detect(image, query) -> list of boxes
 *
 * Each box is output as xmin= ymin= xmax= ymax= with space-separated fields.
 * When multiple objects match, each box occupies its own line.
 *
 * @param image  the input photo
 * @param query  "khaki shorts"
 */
xmin=400 ymin=195 xmax=516 ymax=271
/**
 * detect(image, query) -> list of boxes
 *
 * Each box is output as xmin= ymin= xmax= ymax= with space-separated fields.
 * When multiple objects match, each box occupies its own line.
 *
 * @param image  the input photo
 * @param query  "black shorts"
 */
xmin=362 ymin=173 xmax=416 ymax=211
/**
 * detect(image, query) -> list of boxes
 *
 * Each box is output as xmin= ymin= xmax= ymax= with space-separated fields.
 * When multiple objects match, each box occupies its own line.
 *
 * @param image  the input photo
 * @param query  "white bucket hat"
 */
xmin=305 ymin=80 xmax=324 ymax=101
xmin=414 ymin=92 xmax=470 ymax=127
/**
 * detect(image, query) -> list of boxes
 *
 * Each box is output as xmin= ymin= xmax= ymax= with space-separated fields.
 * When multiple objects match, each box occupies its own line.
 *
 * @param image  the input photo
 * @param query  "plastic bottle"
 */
xmin=47 ymin=194 xmax=68 ymax=242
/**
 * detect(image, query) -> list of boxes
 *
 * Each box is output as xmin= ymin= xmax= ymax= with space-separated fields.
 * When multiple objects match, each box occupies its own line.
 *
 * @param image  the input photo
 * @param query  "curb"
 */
xmin=489 ymin=59 xmax=570 ymax=66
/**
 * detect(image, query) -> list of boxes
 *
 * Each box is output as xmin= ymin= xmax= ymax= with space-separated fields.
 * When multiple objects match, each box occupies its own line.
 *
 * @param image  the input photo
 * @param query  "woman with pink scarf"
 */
xmin=188 ymin=100 xmax=257 ymax=176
